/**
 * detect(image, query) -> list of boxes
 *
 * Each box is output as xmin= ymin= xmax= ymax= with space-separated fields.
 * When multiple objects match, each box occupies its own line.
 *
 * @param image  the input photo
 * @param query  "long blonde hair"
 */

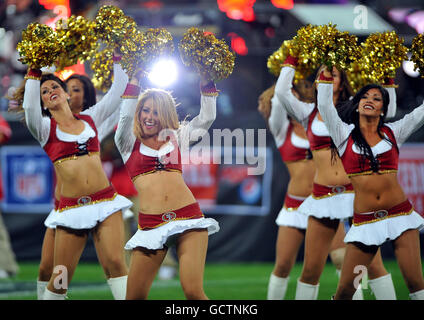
xmin=134 ymin=88 xmax=180 ymax=140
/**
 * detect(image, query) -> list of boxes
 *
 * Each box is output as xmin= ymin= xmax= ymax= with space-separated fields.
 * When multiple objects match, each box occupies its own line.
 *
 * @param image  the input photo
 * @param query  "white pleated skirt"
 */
xmin=298 ymin=192 xmax=354 ymax=220
xmin=45 ymin=194 xmax=133 ymax=230
xmin=275 ymin=206 xmax=308 ymax=230
xmin=125 ymin=217 xmax=220 ymax=250
xmin=345 ymin=210 xmax=424 ymax=246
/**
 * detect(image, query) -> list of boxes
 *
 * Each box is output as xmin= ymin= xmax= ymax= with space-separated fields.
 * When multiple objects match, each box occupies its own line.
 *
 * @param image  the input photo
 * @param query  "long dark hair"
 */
xmin=336 ymin=84 xmax=394 ymax=172
xmin=66 ymin=74 xmax=96 ymax=111
xmin=40 ymin=74 xmax=68 ymax=118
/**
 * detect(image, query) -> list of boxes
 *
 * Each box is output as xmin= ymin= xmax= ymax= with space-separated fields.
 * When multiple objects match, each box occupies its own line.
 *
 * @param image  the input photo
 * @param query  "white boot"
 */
xmin=295 ymin=279 xmax=319 ymax=300
xmin=409 ymin=289 xmax=424 ymax=300
xmin=43 ymin=288 xmax=66 ymax=300
xmin=107 ymin=275 xmax=128 ymax=300
xmin=368 ymin=273 xmax=396 ymax=300
xmin=267 ymin=273 xmax=289 ymax=300
xmin=37 ymin=280 xmax=48 ymax=300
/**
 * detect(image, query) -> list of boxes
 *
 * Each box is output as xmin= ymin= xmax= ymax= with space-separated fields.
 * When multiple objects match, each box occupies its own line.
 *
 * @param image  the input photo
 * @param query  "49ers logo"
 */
xmin=331 ymin=185 xmax=346 ymax=194
xmin=162 ymin=212 xmax=176 ymax=222
xmin=374 ymin=210 xmax=388 ymax=219
xmin=77 ymin=196 xmax=92 ymax=205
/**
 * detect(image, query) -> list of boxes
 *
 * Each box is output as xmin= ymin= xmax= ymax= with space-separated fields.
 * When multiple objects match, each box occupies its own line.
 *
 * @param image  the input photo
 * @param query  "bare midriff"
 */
xmin=312 ymin=148 xmax=351 ymax=186
xmin=350 ymin=172 xmax=406 ymax=213
xmin=54 ymin=153 xmax=110 ymax=197
xmin=134 ymin=170 xmax=196 ymax=214
xmin=285 ymin=160 xmax=315 ymax=197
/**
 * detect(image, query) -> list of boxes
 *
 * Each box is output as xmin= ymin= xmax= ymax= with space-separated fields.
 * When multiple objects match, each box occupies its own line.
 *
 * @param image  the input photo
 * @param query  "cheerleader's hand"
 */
xmin=322 ymin=66 xmax=333 ymax=79
xmin=200 ymin=73 xmax=213 ymax=87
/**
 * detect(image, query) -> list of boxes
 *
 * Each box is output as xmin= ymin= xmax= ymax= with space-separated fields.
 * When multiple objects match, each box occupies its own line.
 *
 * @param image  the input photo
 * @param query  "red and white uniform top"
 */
xmin=22 ymin=63 xmax=128 ymax=162
xmin=316 ymin=75 xmax=424 ymax=177
xmin=115 ymin=83 xmax=217 ymax=179
xmin=269 ymin=93 xmax=310 ymax=162
xmin=274 ymin=58 xmax=397 ymax=152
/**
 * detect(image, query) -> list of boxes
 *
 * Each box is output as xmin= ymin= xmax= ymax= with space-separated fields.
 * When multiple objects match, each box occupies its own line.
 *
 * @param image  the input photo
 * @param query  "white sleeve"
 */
xmin=177 ymin=93 xmax=216 ymax=151
xmin=114 ymin=98 xmax=137 ymax=163
xmin=81 ymin=63 xmax=128 ymax=128
xmin=268 ymin=94 xmax=289 ymax=148
xmin=22 ymin=78 xmax=51 ymax=147
xmin=384 ymin=86 xmax=397 ymax=119
xmin=385 ymin=101 xmax=424 ymax=147
xmin=316 ymin=82 xmax=354 ymax=155
xmin=97 ymin=107 xmax=120 ymax=142
xmin=274 ymin=66 xmax=315 ymax=129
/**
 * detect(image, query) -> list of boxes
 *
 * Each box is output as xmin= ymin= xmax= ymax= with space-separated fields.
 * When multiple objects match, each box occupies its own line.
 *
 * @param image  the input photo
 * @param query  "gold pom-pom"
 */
xmin=55 ymin=15 xmax=98 ymax=71
xmin=119 ymin=28 xmax=146 ymax=78
xmin=360 ymin=31 xmax=408 ymax=83
xmin=410 ymin=33 xmax=424 ymax=78
xmin=17 ymin=23 xmax=63 ymax=69
xmin=346 ymin=60 xmax=374 ymax=93
xmin=178 ymin=27 xmax=235 ymax=82
xmin=90 ymin=47 xmax=114 ymax=92
xmin=120 ymin=28 xmax=174 ymax=78
xmin=267 ymin=39 xmax=318 ymax=82
xmin=143 ymin=28 xmax=174 ymax=68
xmin=94 ymin=5 xmax=137 ymax=48
xmin=293 ymin=23 xmax=360 ymax=71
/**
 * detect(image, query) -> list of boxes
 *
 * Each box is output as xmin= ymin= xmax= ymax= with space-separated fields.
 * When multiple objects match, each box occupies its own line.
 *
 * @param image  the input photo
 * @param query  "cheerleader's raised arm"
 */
xmin=315 ymin=70 xmax=354 ymax=155
xmin=22 ymin=69 xmax=51 ymax=146
xmin=177 ymin=80 xmax=218 ymax=151
xmin=386 ymin=100 xmax=424 ymax=146
xmin=274 ymin=56 xmax=315 ymax=128
xmin=81 ymin=57 xmax=129 ymax=128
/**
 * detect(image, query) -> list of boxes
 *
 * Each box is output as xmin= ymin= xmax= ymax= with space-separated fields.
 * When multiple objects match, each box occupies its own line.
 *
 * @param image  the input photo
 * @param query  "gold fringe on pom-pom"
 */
xmin=90 ymin=47 xmax=114 ymax=92
xmin=410 ymin=33 xmax=424 ymax=78
xmin=178 ymin=27 xmax=235 ymax=82
xmin=17 ymin=23 xmax=63 ymax=69
xmin=120 ymin=28 xmax=174 ymax=78
xmin=94 ymin=5 xmax=137 ymax=48
xmin=55 ymin=15 xmax=99 ymax=71
xmin=293 ymin=23 xmax=360 ymax=71
xmin=360 ymin=31 xmax=408 ymax=83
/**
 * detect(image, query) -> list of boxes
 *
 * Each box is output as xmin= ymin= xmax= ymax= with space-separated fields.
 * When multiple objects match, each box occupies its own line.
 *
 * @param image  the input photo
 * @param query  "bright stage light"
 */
xmin=148 ymin=59 xmax=178 ymax=87
xmin=403 ymin=54 xmax=420 ymax=78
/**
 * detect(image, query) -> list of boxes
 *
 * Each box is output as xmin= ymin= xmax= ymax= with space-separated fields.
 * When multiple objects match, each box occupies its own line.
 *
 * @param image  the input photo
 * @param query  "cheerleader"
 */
xmin=316 ymin=67 xmax=424 ymax=300
xmin=114 ymin=74 xmax=219 ymax=300
xmin=36 ymin=67 xmax=130 ymax=299
xmin=258 ymin=82 xmax=347 ymax=299
xmin=16 ymin=51 xmax=133 ymax=300
xmin=275 ymin=56 xmax=396 ymax=299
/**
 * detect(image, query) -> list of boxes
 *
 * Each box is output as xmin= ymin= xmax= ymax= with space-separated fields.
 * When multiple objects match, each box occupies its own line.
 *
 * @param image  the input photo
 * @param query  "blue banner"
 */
xmin=0 ymin=146 xmax=54 ymax=213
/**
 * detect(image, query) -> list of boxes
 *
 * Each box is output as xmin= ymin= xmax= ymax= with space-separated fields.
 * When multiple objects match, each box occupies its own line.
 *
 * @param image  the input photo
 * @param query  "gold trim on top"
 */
xmin=121 ymin=95 xmax=139 ymax=99
xmin=58 ymin=192 xmax=118 ymax=212
xmin=201 ymin=91 xmax=219 ymax=97
xmin=353 ymin=208 xmax=413 ymax=226
xmin=53 ymin=152 xmax=100 ymax=165
xmin=315 ymin=80 xmax=333 ymax=84
xmin=311 ymin=190 xmax=354 ymax=200
xmin=347 ymin=169 xmax=397 ymax=178
xmin=282 ymin=64 xmax=296 ymax=69
xmin=131 ymin=168 xmax=182 ymax=182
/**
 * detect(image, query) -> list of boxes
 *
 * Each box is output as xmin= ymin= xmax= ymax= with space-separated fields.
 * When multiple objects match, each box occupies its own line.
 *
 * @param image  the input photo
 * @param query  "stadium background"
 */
xmin=0 ymin=0 xmax=423 ymax=269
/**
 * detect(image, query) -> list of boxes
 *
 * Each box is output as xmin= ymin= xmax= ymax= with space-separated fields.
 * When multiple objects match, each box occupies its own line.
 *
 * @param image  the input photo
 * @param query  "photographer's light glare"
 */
xmin=148 ymin=59 xmax=178 ymax=87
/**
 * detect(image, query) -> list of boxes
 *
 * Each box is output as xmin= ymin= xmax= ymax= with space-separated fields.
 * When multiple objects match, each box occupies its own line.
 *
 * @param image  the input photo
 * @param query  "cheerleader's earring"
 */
xmin=355 ymin=109 xmax=359 ymax=112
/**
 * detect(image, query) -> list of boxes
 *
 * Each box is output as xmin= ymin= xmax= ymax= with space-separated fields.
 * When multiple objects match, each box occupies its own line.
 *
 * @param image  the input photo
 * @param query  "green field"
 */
xmin=0 ymin=260 xmax=417 ymax=300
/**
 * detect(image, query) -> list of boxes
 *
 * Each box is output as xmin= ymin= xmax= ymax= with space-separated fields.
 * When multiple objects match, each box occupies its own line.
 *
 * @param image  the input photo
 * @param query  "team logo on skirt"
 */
xmin=162 ymin=212 xmax=176 ymax=222
xmin=77 ymin=196 xmax=92 ymax=205
xmin=374 ymin=210 xmax=388 ymax=219
xmin=331 ymin=185 xmax=346 ymax=194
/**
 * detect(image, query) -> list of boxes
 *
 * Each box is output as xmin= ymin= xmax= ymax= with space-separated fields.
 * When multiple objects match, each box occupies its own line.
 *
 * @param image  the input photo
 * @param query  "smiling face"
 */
xmin=140 ymin=98 xmax=161 ymax=137
xmin=40 ymin=80 xmax=69 ymax=111
xmin=358 ymin=88 xmax=384 ymax=118
xmin=66 ymin=78 xmax=84 ymax=114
